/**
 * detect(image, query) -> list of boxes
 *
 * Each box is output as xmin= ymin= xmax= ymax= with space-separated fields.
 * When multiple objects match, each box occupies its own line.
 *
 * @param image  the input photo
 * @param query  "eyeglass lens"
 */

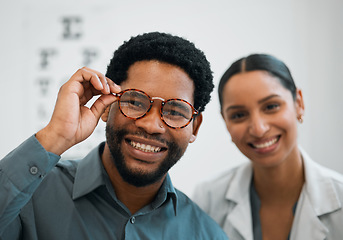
xmin=119 ymin=90 xmax=194 ymax=128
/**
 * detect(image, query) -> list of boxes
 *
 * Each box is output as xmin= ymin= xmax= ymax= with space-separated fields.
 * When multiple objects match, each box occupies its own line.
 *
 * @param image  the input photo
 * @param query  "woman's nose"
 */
xmin=248 ymin=114 xmax=270 ymax=138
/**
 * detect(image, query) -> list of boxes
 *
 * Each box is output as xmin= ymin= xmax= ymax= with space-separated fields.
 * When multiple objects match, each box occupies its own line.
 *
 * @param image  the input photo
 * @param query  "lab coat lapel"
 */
xmin=223 ymin=163 xmax=254 ymax=240
xmin=290 ymin=190 xmax=328 ymax=240
xmin=291 ymin=148 xmax=341 ymax=240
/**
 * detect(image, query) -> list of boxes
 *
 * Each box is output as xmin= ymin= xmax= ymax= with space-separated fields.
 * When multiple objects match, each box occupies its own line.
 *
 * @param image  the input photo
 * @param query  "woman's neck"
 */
xmin=253 ymin=151 xmax=305 ymax=203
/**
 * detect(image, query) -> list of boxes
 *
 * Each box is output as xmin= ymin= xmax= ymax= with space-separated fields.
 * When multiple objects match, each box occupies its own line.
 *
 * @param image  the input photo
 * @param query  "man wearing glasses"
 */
xmin=0 ymin=32 xmax=228 ymax=239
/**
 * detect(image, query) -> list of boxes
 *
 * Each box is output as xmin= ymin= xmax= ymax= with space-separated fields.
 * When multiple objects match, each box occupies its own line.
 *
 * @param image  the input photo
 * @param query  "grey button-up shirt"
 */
xmin=0 ymin=136 xmax=228 ymax=240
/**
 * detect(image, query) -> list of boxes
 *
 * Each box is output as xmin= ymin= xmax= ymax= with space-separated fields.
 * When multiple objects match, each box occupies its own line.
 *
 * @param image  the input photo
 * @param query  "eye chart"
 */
xmin=24 ymin=5 xmax=122 ymax=159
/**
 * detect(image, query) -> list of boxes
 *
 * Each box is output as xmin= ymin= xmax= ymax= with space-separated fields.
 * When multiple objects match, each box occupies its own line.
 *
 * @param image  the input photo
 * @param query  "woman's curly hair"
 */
xmin=106 ymin=32 xmax=213 ymax=113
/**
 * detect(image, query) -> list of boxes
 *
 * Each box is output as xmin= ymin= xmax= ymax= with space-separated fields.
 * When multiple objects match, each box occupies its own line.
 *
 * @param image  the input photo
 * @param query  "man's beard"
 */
xmin=105 ymin=125 xmax=185 ymax=187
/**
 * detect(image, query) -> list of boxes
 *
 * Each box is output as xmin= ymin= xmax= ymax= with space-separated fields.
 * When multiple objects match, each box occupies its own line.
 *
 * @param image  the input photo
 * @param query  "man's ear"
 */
xmin=101 ymin=105 xmax=111 ymax=122
xmin=189 ymin=113 xmax=203 ymax=143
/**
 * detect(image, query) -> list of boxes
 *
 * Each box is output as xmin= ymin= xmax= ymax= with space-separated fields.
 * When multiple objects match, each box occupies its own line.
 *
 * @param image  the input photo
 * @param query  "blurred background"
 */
xmin=1 ymin=0 xmax=342 ymax=197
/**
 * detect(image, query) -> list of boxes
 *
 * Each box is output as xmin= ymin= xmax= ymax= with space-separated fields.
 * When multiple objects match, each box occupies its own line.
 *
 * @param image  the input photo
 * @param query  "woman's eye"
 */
xmin=265 ymin=103 xmax=280 ymax=111
xmin=230 ymin=112 xmax=246 ymax=120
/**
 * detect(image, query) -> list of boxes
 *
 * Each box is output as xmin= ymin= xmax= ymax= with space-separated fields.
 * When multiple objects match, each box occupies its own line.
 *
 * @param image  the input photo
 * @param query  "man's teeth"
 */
xmin=130 ymin=141 xmax=162 ymax=153
xmin=253 ymin=137 xmax=278 ymax=149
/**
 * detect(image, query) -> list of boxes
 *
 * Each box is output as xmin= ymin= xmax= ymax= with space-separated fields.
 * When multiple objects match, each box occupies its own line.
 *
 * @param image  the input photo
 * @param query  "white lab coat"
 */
xmin=193 ymin=149 xmax=343 ymax=240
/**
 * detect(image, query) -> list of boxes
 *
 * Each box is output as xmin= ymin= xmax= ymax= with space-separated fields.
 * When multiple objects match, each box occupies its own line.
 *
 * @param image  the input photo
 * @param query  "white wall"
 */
xmin=1 ymin=0 xmax=342 ymax=197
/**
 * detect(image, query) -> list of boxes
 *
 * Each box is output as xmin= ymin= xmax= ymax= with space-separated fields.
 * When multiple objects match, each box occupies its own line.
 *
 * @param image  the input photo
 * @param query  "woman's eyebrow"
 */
xmin=257 ymin=94 xmax=280 ymax=104
xmin=224 ymin=105 xmax=245 ymax=113
xmin=224 ymin=94 xmax=281 ymax=113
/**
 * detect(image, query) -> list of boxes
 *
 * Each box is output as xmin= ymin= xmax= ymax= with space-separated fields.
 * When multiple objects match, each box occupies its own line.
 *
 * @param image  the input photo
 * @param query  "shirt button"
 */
xmin=29 ymin=166 xmax=39 ymax=175
xmin=130 ymin=216 xmax=135 ymax=224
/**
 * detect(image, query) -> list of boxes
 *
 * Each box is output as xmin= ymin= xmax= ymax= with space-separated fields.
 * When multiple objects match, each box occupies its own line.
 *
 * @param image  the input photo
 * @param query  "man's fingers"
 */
xmin=78 ymin=67 xmax=107 ymax=93
xmin=80 ymin=67 xmax=123 ymax=96
xmin=65 ymin=67 xmax=121 ymax=110
xmin=89 ymin=94 xmax=117 ymax=120
xmin=107 ymin=77 xmax=121 ymax=93
xmin=70 ymin=67 xmax=106 ymax=93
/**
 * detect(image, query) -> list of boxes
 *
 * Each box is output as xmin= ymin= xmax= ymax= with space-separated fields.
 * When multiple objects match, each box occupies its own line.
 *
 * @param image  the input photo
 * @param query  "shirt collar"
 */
xmin=152 ymin=174 xmax=178 ymax=216
xmin=72 ymin=143 xmax=178 ymax=215
xmin=72 ymin=143 xmax=106 ymax=200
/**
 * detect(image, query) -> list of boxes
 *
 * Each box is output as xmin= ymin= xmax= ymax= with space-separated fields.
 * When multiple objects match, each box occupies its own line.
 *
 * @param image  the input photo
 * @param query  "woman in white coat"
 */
xmin=193 ymin=54 xmax=343 ymax=240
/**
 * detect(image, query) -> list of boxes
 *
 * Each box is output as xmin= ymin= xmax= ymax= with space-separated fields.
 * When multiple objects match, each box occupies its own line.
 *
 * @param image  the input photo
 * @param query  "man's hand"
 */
xmin=36 ymin=67 xmax=121 ymax=155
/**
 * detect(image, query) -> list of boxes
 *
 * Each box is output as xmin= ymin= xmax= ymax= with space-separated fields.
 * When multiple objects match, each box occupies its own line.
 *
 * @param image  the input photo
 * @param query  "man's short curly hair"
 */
xmin=105 ymin=32 xmax=213 ymax=113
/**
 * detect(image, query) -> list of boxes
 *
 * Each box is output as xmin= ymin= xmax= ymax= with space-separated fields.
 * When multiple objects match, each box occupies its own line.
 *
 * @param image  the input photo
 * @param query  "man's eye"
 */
xmin=129 ymin=100 xmax=144 ymax=107
xmin=122 ymin=100 xmax=147 ymax=109
xmin=164 ymin=109 xmax=188 ymax=119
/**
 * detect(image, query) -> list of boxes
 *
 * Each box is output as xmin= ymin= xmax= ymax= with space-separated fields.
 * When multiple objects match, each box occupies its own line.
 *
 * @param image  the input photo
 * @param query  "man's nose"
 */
xmin=134 ymin=105 xmax=166 ymax=134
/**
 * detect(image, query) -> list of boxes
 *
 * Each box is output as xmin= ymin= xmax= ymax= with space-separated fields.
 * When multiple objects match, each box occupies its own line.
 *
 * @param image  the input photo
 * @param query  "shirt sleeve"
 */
xmin=0 ymin=135 xmax=60 ymax=235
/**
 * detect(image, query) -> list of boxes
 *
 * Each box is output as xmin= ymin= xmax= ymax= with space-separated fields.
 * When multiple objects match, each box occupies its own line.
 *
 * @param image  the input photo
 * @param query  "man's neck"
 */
xmin=101 ymin=144 xmax=165 ymax=214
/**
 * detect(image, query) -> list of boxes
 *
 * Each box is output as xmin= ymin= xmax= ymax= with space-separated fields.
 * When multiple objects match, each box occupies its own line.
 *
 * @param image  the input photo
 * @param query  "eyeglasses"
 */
xmin=113 ymin=89 xmax=198 ymax=129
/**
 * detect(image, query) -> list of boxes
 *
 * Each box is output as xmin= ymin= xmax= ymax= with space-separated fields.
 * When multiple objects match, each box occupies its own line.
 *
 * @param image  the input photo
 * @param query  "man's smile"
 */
xmin=129 ymin=140 xmax=163 ymax=153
